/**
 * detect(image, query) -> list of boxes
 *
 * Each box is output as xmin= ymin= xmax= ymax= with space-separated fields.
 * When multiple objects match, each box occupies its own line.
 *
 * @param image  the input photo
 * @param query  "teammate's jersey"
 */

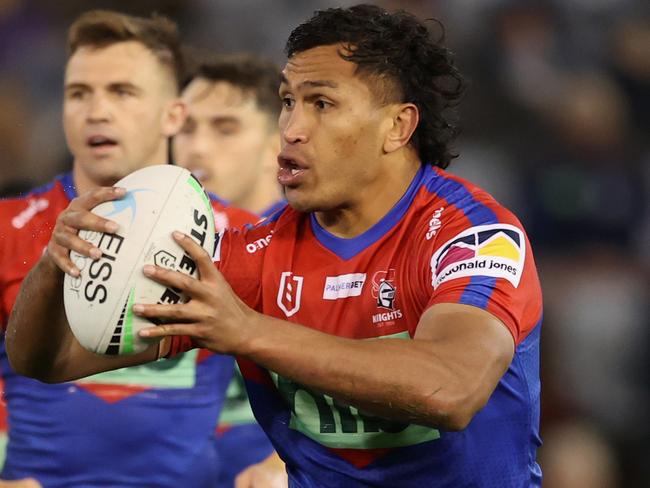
xmin=0 ymin=172 xmax=256 ymax=487
xmin=214 ymin=165 xmax=543 ymax=487
xmin=215 ymin=365 xmax=274 ymax=488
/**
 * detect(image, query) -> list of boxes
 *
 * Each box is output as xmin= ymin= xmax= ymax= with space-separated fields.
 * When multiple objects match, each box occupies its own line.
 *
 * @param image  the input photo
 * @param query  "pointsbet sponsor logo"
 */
xmin=430 ymin=224 xmax=525 ymax=289
xmin=323 ymin=273 xmax=366 ymax=300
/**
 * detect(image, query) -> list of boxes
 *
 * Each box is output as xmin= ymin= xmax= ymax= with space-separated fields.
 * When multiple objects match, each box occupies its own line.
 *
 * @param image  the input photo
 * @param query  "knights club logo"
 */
xmin=371 ymin=269 xmax=397 ymax=310
xmin=277 ymin=271 xmax=304 ymax=317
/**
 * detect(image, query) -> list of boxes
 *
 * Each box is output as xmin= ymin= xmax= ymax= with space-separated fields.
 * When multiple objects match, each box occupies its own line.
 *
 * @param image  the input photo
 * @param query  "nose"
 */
xmin=281 ymin=105 xmax=309 ymax=145
xmin=186 ymin=127 xmax=211 ymax=158
xmin=86 ymin=94 xmax=111 ymax=123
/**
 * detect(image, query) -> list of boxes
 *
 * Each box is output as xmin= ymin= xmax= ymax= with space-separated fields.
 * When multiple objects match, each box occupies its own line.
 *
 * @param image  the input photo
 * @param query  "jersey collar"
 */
xmin=57 ymin=172 xmax=77 ymax=201
xmin=310 ymin=165 xmax=427 ymax=260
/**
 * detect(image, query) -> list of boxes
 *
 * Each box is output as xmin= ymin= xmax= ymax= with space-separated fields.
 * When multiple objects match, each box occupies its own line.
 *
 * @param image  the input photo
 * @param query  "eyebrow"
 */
xmin=210 ymin=115 xmax=240 ymax=124
xmin=64 ymin=81 xmax=141 ymax=92
xmin=279 ymin=74 xmax=338 ymax=90
xmin=64 ymin=82 xmax=90 ymax=92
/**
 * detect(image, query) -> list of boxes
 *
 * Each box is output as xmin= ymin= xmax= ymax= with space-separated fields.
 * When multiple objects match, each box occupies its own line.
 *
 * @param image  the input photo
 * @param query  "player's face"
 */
xmin=174 ymin=79 xmax=277 ymax=204
xmin=63 ymin=41 xmax=182 ymax=186
xmin=278 ymin=44 xmax=395 ymax=213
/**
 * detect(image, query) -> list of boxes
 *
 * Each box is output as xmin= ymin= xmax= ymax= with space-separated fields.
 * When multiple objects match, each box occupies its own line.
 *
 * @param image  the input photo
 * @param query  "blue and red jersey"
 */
xmin=214 ymin=164 xmax=543 ymax=487
xmin=0 ymin=172 xmax=256 ymax=487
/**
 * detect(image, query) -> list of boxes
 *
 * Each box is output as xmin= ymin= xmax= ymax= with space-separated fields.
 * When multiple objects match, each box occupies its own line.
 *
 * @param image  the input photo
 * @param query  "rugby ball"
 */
xmin=63 ymin=165 xmax=215 ymax=355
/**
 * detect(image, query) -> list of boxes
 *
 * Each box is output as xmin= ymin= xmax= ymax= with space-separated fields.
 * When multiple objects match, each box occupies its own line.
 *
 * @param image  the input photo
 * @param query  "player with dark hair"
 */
xmin=8 ymin=5 xmax=543 ymax=487
xmin=174 ymin=52 xmax=281 ymax=487
xmin=0 ymin=10 xmax=254 ymax=487
xmin=176 ymin=53 xmax=285 ymax=218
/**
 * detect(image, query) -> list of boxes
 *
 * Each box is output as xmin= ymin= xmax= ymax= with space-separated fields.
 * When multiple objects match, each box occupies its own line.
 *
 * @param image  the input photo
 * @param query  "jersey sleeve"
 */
xmin=418 ymin=192 xmax=542 ymax=345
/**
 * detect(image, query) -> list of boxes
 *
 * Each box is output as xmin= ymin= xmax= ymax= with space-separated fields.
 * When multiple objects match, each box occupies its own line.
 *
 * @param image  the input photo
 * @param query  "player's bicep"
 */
xmin=414 ymin=303 xmax=514 ymax=408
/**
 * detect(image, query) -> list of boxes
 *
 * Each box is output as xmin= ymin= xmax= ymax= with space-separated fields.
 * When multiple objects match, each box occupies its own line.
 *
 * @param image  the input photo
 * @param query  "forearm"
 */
xmin=6 ymin=252 xmax=158 ymax=382
xmin=243 ymin=315 xmax=482 ymax=430
xmin=6 ymin=252 xmax=73 ymax=379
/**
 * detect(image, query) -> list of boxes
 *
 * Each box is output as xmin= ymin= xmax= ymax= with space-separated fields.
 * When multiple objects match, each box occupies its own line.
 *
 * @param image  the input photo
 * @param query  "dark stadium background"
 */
xmin=1 ymin=1 xmax=648 ymax=486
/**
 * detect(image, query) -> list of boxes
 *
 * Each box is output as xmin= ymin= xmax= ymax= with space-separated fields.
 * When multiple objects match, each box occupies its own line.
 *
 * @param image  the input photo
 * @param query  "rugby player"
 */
xmin=8 ymin=5 xmax=543 ymax=486
xmin=0 ymin=10 xmax=253 ymax=487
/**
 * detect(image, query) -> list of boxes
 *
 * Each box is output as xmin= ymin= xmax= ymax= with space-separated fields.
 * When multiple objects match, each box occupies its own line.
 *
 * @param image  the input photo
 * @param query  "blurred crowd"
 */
xmin=1 ymin=0 xmax=648 ymax=486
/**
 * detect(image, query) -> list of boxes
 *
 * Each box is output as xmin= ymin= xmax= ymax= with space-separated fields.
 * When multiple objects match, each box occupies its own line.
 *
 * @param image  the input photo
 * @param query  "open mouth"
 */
xmin=87 ymin=135 xmax=118 ymax=149
xmin=277 ymin=157 xmax=307 ymax=186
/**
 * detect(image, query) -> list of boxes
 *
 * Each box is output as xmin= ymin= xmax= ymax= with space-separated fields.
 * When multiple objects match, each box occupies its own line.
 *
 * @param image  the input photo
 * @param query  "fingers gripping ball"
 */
xmin=63 ymin=165 xmax=215 ymax=355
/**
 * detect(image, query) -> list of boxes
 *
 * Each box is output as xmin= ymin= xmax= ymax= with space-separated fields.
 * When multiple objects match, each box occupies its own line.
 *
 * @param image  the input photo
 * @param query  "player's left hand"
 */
xmin=235 ymin=452 xmax=288 ymax=488
xmin=134 ymin=231 xmax=258 ymax=355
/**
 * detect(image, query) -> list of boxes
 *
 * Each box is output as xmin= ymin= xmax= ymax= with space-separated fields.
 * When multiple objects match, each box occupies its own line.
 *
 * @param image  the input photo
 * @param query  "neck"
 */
xmin=315 ymin=152 xmax=421 ymax=238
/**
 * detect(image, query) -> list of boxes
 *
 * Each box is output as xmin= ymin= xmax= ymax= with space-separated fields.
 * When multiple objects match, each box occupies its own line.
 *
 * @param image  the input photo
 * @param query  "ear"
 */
xmin=161 ymin=99 xmax=187 ymax=137
xmin=383 ymin=103 xmax=419 ymax=154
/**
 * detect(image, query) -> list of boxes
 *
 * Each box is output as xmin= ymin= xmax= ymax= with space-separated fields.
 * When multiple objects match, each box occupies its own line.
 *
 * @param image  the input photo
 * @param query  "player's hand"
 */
xmin=47 ymin=186 xmax=125 ymax=276
xmin=235 ymin=452 xmax=288 ymax=488
xmin=134 ymin=231 xmax=258 ymax=355
xmin=0 ymin=478 xmax=43 ymax=488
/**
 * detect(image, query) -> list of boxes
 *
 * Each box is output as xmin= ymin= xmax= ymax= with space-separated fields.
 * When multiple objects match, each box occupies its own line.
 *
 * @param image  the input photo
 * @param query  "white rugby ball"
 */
xmin=63 ymin=165 xmax=215 ymax=355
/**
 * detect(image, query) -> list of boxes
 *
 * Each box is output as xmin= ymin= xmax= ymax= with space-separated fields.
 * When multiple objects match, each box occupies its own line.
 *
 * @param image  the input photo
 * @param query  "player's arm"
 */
xmin=241 ymin=303 xmax=512 ymax=431
xmin=5 ymin=187 xmax=159 ymax=383
xmin=136 ymin=233 xmax=514 ymax=431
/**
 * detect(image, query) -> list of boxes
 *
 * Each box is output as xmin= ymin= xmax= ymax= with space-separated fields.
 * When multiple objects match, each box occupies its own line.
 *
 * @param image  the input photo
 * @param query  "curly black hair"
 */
xmin=285 ymin=4 xmax=465 ymax=168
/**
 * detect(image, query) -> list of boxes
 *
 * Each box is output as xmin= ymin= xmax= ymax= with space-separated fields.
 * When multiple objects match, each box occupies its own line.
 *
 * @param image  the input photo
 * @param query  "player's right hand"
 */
xmin=47 ymin=186 xmax=125 ymax=276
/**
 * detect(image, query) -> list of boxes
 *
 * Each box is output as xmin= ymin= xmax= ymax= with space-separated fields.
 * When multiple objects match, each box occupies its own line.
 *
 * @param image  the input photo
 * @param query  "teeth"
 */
xmin=291 ymin=168 xmax=299 ymax=176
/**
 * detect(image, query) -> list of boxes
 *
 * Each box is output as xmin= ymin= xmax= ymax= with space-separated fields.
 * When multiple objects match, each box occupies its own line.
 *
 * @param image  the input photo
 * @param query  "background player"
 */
xmin=175 ymin=53 xmax=285 ymax=218
xmin=8 ymin=5 xmax=543 ymax=486
xmin=0 ymin=10 xmax=254 ymax=487
xmin=174 ymin=53 xmax=283 ymax=487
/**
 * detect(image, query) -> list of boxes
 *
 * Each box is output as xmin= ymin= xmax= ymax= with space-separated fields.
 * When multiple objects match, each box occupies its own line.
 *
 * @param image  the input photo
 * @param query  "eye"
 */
xmin=67 ymin=90 xmax=85 ymax=100
xmin=116 ymin=87 xmax=133 ymax=98
xmin=282 ymin=96 xmax=295 ymax=109
xmin=215 ymin=121 xmax=239 ymax=136
xmin=315 ymin=99 xmax=332 ymax=110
